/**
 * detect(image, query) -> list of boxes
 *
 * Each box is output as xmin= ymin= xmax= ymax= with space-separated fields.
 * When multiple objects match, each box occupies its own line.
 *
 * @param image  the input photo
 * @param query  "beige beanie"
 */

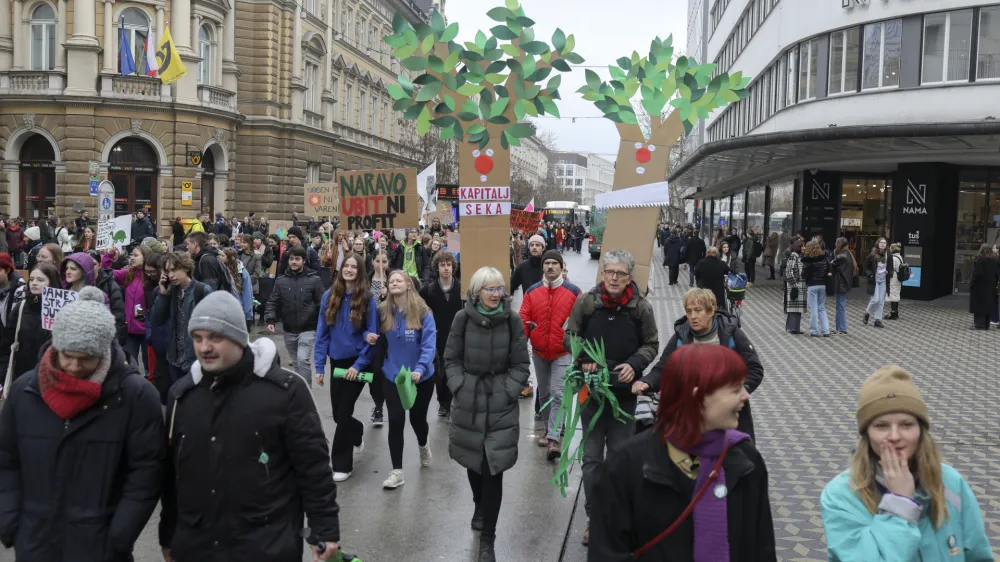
xmin=856 ymin=365 xmax=929 ymax=433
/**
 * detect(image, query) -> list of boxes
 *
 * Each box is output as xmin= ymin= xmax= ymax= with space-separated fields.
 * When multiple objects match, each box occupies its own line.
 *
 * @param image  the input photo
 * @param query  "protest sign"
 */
xmin=430 ymin=201 xmax=454 ymax=226
xmin=510 ymin=209 xmax=543 ymax=234
xmin=41 ymin=287 xmax=79 ymax=330
xmin=271 ymin=220 xmax=294 ymax=239
xmin=96 ymin=214 xmax=132 ymax=251
xmin=338 ymin=168 xmax=419 ymax=230
xmin=304 ymin=183 xmax=341 ymax=218
xmin=459 ymin=202 xmax=511 ymax=217
xmin=446 ymin=232 xmax=460 ymax=255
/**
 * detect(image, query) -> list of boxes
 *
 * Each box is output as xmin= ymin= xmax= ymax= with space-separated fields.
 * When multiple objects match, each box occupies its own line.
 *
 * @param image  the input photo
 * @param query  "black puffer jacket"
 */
xmin=193 ymin=246 xmax=228 ymax=292
xmin=801 ymin=254 xmax=830 ymax=286
xmin=97 ymin=267 xmax=128 ymax=343
xmin=0 ymin=343 xmax=165 ymax=562
xmin=263 ymin=267 xmax=325 ymax=333
xmin=663 ymin=235 xmax=683 ymax=266
xmin=0 ymin=294 xmax=49 ymax=381
xmin=159 ymin=338 xmax=340 ymax=561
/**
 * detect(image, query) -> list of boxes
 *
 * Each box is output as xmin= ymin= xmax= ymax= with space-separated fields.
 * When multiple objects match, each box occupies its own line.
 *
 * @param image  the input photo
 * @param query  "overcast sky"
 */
xmin=445 ymin=0 xmax=688 ymax=158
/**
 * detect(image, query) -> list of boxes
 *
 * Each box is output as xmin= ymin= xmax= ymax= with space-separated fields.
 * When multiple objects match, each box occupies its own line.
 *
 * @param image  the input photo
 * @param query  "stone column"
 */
xmin=221 ymin=3 xmax=238 ymax=94
xmin=169 ymin=0 xmax=199 ymax=104
xmin=55 ymin=0 xmax=66 ymax=69
xmin=155 ymin=6 xmax=164 ymax=43
xmin=70 ymin=0 xmax=97 ymax=44
xmin=64 ymin=0 xmax=99 ymax=94
xmin=214 ymin=22 xmax=222 ymax=85
xmin=0 ymin=0 xmax=11 ymax=70
xmin=289 ymin=0 xmax=304 ymax=121
xmin=190 ymin=14 xmax=200 ymax=57
xmin=10 ymin=0 xmax=22 ymax=69
xmin=170 ymin=0 xmax=191 ymax=49
xmin=101 ymin=0 xmax=115 ymax=73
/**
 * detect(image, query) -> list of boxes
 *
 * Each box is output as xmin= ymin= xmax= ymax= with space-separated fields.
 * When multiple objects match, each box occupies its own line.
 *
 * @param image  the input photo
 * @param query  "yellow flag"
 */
xmin=156 ymin=25 xmax=187 ymax=85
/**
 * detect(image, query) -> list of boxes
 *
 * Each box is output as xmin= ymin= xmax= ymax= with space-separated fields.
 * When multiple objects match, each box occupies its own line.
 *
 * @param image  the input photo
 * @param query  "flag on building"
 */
xmin=525 ymin=197 xmax=535 ymax=212
xmin=156 ymin=25 xmax=187 ymax=85
xmin=142 ymin=26 xmax=158 ymax=77
xmin=119 ymin=17 xmax=137 ymax=75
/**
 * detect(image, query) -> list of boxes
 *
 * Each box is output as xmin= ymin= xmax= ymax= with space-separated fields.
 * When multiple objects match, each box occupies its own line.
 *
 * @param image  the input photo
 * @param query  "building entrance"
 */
xmin=108 ymin=138 xmax=158 ymax=219
xmin=840 ymin=177 xmax=892 ymax=275
xmin=954 ymin=168 xmax=1000 ymax=293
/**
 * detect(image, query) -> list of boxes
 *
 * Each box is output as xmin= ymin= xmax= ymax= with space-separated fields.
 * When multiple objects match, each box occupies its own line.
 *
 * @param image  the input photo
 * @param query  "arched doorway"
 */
xmin=108 ymin=138 xmax=158 ymax=218
xmin=200 ymin=148 xmax=216 ymax=217
xmin=19 ymin=134 xmax=56 ymax=220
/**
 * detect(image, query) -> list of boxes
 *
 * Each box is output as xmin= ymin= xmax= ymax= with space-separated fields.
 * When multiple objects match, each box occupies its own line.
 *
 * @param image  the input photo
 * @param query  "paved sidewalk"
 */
xmin=647 ymin=252 xmax=1000 ymax=560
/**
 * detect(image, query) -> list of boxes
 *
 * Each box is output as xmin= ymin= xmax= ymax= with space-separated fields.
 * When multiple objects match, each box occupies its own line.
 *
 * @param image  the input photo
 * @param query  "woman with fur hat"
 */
xmin=821 ymin=366 xmax=992 ymax=561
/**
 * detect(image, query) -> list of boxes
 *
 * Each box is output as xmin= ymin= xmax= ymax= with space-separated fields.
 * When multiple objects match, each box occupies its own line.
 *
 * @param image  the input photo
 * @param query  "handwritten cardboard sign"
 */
xmin=41 ymin=287 xmax=79 ymax=330
xmin=96 ymin=215 xmax=132 ymax=251
xmin=305 ymin=183 xmax=341 ymax=218
xmin=338 ymin=168 xmax=419 ymax=230
xmin=446 ymin=232 xmax=460 ymax=255
xmin=430 ymin=201 xmax=454 ymax=226
xmin=510 ymin=209 xmax=544 ymax=234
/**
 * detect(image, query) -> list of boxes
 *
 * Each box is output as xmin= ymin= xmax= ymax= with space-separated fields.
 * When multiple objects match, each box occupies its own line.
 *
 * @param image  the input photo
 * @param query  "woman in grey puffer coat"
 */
xmin=444 ymin=266 xmax=530 ymax=562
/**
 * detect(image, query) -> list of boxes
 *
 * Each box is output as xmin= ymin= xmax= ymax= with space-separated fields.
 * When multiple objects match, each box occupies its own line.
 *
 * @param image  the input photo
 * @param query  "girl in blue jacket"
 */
xmin=378 ymin=269 xmax=436 ymax=490
xmin=821 ymin=366 xmax=992 ymax=562
xmin=314 ymin=253 xmax=378 ymax=483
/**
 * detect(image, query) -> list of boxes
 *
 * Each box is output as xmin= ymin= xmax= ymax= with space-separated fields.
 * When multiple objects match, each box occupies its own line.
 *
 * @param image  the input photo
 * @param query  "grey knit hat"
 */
xmin=52 ymin=286 xmax=116 ymax=356
xmin=187 ymin=291 xmax=250 ymax=347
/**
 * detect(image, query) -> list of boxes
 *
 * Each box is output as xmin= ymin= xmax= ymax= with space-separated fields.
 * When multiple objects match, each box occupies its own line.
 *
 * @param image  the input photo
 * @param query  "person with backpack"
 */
xmin=886 ymin=242 xmax=906 ymax=321
xmin=821 ymin=366 xmax=992 ymax=562
xmin=443 ymin=266 xmax=530 ymax=562
xmin=185 ymin=231 xmax=229 ymax=293
xmin=213 ymin=212 xmax=232 ymax=237
xmin=148 ymin=251 xmax=212 ymax=385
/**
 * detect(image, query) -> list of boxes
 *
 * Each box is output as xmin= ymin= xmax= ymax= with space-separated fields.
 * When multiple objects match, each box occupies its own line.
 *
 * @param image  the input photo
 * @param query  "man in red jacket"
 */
xmin=520 ymin=250 xmax=580 ymax=460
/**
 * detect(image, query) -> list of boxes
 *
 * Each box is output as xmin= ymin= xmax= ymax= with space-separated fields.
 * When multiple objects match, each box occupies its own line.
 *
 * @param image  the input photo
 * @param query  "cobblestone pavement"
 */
xmin=646 ymin=250 xmax=1000 ymax=561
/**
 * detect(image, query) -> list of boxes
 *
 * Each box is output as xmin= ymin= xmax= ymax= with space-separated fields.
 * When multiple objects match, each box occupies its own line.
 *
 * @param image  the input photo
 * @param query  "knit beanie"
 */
xmin=287 ymin=226 xmax=304 ymax=241
xmin=142 ymin=237 xmax=167 ymax=255
xmin=188 ymin=291 xmax=250 ymax=348
xmin=528 ymin=234 xmax=546 ymax=247
xmin=52 ymin=286 xmax=116 ymax=357
xmin=541 ymin=250 xmax=564 ymax=268
xmin=856 ymin=365 xmax=929 ymax=433
xmin=24 ymin=226 xmax=40 ymax=242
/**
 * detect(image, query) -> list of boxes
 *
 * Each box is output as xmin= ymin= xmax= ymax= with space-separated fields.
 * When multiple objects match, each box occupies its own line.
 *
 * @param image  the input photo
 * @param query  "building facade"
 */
xmin=511 ymin=134 xmax=550 ymax=189
xmin=0 ymin=0 xmax=429 ymax=234
xmin=582 ymin=152 xmax=613 ymax=208
xmin=673 ymin=0 xmax=1000 ymax=300
xmin=552 ymin=151 xmax=614 ymax=207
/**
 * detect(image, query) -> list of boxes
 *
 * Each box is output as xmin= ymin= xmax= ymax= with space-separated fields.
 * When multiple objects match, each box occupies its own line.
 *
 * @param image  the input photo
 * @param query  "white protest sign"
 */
xmin=97 ymin=214 xmax=132 ymax=250
xmin=41 ymin=287 xmax=80 ymax=330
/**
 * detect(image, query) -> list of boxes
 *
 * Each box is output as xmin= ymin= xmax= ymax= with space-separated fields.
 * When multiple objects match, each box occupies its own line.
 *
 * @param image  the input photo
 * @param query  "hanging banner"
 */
xmin=305 ymin=183 xmax=341 ymax=218
xmin=510 ymin=209 xmax=544 ymax=234
xmin=41 ymin=287 xmax=80 ymax=330
xmin=337 ymin=168 xmax=419 ymax=230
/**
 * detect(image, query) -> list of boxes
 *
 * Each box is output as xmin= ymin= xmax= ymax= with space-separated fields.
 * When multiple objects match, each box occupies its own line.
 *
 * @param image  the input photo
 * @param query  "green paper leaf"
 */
xmin=488 ymin=115 xmax=510 ymax=124
xmin=384 ymin=34 xmax=407 ymax=48
xmin=507 ymin=59 xmax=523 ymax=76
xmin=505 ymin=0 xmax=519 ymax=10
xmin=457 ymin=112 xmax=479 ymax=121
xmin=443 ymin=72 xmax=459 ymax=92
xmin=417 ymin=106 xmax=432 ymax=136
xmin=428 ymin=56 xmax=444 ymax=73
xmin=640 ymin=86 xmax=667 ymax=119
xmin=522 ymin=56 xmax=536 ymax=79
xmin=521 ymin=41 xmax=548 ymax=55
xmin=431 ymin=9 xmax=446 ymax=33
xmin=485 ymin=48 xmax=504 ymax=61
xmin=501 ymin=44 xmax=521 ymax=57
xmin=539 ymin=96 xmax=559 ymax=118
xmin=486 ymin=61 xmax=507 ymax=74
xmin=394 ymin=44 xmax=417 ymax=60
xmin=421 ymin=34 xmax=435 ymax=55
xmin=527 ymin=67 xmax=552 ymax=83
xmin=415 ymin=81 xmax=442 ymax=102
xmin=475 ymin=30 xmax=488 ymax=49
xmin=478 ymin=132 xmax=491 ymax=150
xmin=491 ymin=25 xmax=518 ymax=40
xmin=491 ymin=96 xmax=510 ymax=117
xmin=521 ymin=26 xmax=535 ymax=43
xmin=609 ymin=66 xmax=626 ymax=82
xmin=565 ymin=34 xmax=576 ymax=53
xmin=485 ymin=36 xmax=498 ymax=52
xmin=501 ymin=131 xmax=511 ymax=150
xmin=524 ymin=84 xmax=541 ymax=99
xmin=719 ymin=89 xmax=740 ymax=103
xmin=399 ymin=74 xmax=414 ymax=94
xmin=430 ymin=115 xmax=458 ymax=128
xmin=386 ymin=84 xmax=408 ymax=100
xmin=467 ymin=124 xmax=486 ymax=136
xmin=551 ymin=59 xmax=571 ymax=72
xmin=444 ymin=51 xmax=461 ymax=71
xmin=456 ymin=83 xmax=485 ymax=96
xmin=440 ymin=125 xmax=456 ymax=141
xmin=440 ymin=22 xmax=459 ymax=43
xmin=625 ymin=78 xmax=640 ymax=98
xmin=514 ymin=99 xmax=527 ymax=121
xmin=403 ymin=104 xmax=424 ymax=120
xmin=616 ymin=56 xmax=631 ymax=70
xmin=392 ymin=13 xmax=407 ymax=34
xmin=585 ymin=69 xmax=601 ymax=91
xmin=393 ymin=98 xmax=414 ymax=111
xmin=549 ymin=88 xmax=561 ymax=100
xmin=552 ymin=29 xmax=566 ymax=54
xmin=506 ymin=123 xmax=535 ymax=139
xmin=547 ymin=74 xmax=561 ymax=92
xmin=524 ymin=98 xmax=539 ymax=116
xmin=487 ymin=7 xmax=515 ymax=22
xmin=401 ymin=56 xmax=428 ymax=71
xmin=506 ymin=17 xmax=522 ymax=37
xmin=517 ymin=16 xmax=535 ymax=28
xmin=486 ymin=73 xmax=507 ymax=84
xmin=563 ymin=52 xmax=584 ymax=64
xmin=505 ymin=130 xmax=521 ymax=147
xmin=495 ymin=85 xmax=509 ymax=98
xmin=618 ymin=108 xmax=639 ymax=125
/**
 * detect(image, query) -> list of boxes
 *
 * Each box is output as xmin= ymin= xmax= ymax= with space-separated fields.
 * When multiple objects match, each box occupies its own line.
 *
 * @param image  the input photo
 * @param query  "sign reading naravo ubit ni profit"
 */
xmin=459 ymin=186 xmax=511 ymax=217
xmin=338 ymin=168 xmax=419 ymax=230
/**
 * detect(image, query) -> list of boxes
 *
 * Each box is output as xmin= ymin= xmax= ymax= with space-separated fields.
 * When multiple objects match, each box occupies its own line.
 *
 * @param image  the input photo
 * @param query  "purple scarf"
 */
xmin=670 ymin=429 xmax=750 ymax=562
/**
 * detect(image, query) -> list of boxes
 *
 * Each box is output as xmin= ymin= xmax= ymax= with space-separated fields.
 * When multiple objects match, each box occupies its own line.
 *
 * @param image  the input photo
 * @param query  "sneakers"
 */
xmin=873 ymin=320 xmax=885 ymax=328
xmin=537 ymin=436 xmax=549 ymax=447
xmin=582 ymin=522 xmax=590 ymax=545
xmin=471 ymin=505 xmax=484 ymax=531
xmin=382 ymin=469 xmax=405 ymax=489
xmin=519 ymin=386 xmax=534 ymax=399
xmin=438 ymin=404 xmax=450 ymax=417
xmin=419 ymin=445 xmax=432 ymax=467
xmin=333 ymin=471 xmax=352 ymax=482
xmin=546 ymin=439 xmax=561 ymax=461
xmin=371 ymin=406 xmax=384 ymax=428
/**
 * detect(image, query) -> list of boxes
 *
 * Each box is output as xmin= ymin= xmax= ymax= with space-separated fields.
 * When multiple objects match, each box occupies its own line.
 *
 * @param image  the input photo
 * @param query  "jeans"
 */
xmin=688 ymin=265 xmax=696 ymax=286
xmin=328 ymin=357 xmax=365 ymax=473
xmin=282 ymin=330 xmax=315 ymax=387
xmin=807 ymin=285 xmax=830 ymax=335
xmin=532 ymin=353 xmax=571 ymax=442
xmin=835 ymin=293 xmax=848 ymax=332
xmin=581 ymin=397 xmax=636 ymax=517
xmin=468 ymin=451 xmax=504 ymax=535
xmin=866 ymin=280 xmax=886 ymax=320
xmin=382 ymin=376 xmax=434 ymax=470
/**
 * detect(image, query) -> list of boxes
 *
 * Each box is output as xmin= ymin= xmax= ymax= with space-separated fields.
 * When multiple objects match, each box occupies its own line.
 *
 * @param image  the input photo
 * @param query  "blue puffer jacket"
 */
xmin=820 ymin=463 xmax=992 ymax=562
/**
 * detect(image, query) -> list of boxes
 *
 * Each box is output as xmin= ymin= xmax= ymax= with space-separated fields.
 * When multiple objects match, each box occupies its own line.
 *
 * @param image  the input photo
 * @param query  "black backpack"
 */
xmin=896 ymin=255 xmax=911 ymax=282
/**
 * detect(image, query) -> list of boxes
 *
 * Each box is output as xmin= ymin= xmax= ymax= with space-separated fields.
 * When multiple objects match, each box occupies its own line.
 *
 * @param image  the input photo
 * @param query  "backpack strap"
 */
xmin=194 ymin=282 xmax=207 ymax=303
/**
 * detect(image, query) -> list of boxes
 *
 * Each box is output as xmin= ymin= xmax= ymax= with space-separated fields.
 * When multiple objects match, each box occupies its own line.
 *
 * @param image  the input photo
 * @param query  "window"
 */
xmin=979 ymin=7 xmax=1000 ymax=80
xmin=566 ymin=167 xmax=574 ymax=177
xmin=923 ymin=10 xmax=972 ymax=84
xmin=29 ymin=4 xmax=55 ymax=71
xmin=829 ymin=27 xmax=860 ymax=95
xmin=862 ymin=19 xmax=902 ymax=90
xmin=564 ymin=179 xmax=572 ymax=186
xmin=331 ymin=77 xmax=339 ymax=112
xmin=381 ymin=101 xmax=388 ymax=136
xmin=304 ymin=0 xmax=315 ymax=15
xmin=575 ymin=178 xmax=583 ymax=187
xmin=358 ymin=91 xmax=366 ymax=129
xmin=357 ymin=17 xmax=364 ymax=45
xmin=198 ymin=25 xmax=212 ymax=85
xmin=304 ymin=62 xmax=319 ymax=111
xmin=798 ymin=38 xmax=819 ymax=101
xmin=307 ymin=163 xmax=320 ymax=184
xmin=370 ymin=96 xmax=377 ymax=132
xmin=344 ymin=84 xmax=353 ymax=122
xmin=118 ymin=8 xmax=150 ymax=74
xmin=786 ymin=48 xmax=798 ymax=105
xmin=344 ymin=8 xmax=352 ymax=39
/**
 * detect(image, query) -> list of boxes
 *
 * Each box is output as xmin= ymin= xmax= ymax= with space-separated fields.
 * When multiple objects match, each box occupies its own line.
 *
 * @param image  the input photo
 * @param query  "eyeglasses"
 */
xmin=482 ymin=287 xmax=504 ymax=295
xmin=603 ymin=270 xmax=630 ymax=279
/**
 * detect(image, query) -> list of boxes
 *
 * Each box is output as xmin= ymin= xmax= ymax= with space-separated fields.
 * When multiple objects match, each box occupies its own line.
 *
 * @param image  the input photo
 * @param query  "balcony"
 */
xmin=100 ymin=74 xmax=168 ymax=102
xmin=198 ymin=85 xmax=237 ymax=111
xmin=0 ymin=71 xmax=65 ymax=95
xmin=303 ymin=109 xmax=325 ymax=129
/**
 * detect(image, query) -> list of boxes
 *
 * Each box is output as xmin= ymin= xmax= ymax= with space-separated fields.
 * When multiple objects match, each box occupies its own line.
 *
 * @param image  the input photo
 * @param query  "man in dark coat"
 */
xmin=969 ymin=247 xmax=1000 ymax=329
xmin=264 ymin=246 xmax=325 ymax=388
xmin=662 ymin=228 xmax=683 ymax=285
xmin=185 ymin=231 xmax=229 ymax=292
xmin=419 ymin=251 xmax=462 ymax=418
xmin=509 ymin=234 xmax=546 ymax=297
xmin=683 ymin=230 xmax=707 ymax=286
xmin=159 ymin=292 xmax=341 ymax=561
xmin=276 ymin=226 xmax=322 ymax=276
xmin=131 ymin=210 xmax=156 ymax=243
xmin=0 ymin=286 xmax=164 ymax=562
xmin=694 ymin=246 xmax=730 ymax=312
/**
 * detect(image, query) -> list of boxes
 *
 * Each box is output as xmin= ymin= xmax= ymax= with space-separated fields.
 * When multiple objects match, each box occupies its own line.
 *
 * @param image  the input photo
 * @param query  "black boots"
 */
xmin=478 ymin=533 xmax=496 ymax=562
xmin=471 ymin=506 xmax=483 ymax=531
xmin=889 ymin=302 xmax=899 ymax=320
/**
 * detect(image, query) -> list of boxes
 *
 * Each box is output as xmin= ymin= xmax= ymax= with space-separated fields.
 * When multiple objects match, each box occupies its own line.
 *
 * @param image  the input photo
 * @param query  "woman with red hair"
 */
xmin=588 ymin=344 xmax=776 ymax=561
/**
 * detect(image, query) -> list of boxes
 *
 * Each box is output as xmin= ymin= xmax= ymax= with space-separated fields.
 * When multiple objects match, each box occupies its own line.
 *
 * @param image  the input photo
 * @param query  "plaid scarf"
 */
xmin=600 ymin=281 xmax=634 ymax=310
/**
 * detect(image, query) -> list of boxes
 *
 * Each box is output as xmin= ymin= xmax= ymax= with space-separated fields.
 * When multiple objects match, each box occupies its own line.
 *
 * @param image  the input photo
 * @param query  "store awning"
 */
xmin=669 ymin=122 xmax=1000 ymax=199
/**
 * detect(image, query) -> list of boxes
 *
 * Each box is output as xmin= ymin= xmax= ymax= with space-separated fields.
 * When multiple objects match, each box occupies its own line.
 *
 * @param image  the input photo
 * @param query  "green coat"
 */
xmin=443 ymin=298 xmax=531 ymax=475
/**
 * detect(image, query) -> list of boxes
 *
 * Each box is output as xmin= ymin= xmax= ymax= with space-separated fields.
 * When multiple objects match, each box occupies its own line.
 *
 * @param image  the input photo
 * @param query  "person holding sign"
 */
xmin=0 ymin=263 xmax=60 ymax=383
xmin=314 ymin=253 xmax=378 ymax=482
xmin=377 ymin=270 xmax=436 ymax=490
xmin=0 ymin=286 xmax=165 ymax=562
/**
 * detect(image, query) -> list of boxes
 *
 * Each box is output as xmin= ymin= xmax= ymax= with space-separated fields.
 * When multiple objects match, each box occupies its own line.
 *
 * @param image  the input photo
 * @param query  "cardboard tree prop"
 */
xmin=384 ymin=0 xmax=579 ymax=293
xmin=576 ymin=36 xmax=750 ymax=292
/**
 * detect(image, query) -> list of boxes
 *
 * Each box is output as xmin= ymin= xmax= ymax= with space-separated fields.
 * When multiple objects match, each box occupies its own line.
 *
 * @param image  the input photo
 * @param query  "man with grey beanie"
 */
xmin=0 ymin=286 xmax=165 ymax=562
xmin=159 ymin=291 xmax=341 ymax=561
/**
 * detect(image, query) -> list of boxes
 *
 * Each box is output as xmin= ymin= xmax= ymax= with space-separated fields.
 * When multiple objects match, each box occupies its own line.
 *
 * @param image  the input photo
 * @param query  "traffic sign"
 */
xmin=98 ymin=181 xmax=115 ymax=222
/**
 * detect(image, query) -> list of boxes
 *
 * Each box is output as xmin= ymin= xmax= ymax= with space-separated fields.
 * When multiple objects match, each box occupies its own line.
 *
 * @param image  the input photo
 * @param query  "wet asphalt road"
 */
xmin=0 ymin=246 xmax=601 ymax=562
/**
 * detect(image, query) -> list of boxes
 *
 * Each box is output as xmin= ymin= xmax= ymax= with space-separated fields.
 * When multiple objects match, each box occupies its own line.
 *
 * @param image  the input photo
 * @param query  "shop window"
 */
xmin=29 ymin=4 xmax=56 ymax=71
xmin=747 ymin=187 xmax=766 ymax=236
xmin=954 ymin=170 xmax=988 ymax=293
xmin=922 ymin=10 xmax=972 ymax=84
xmin=862 ymin=19 xmax=902 ymax=90
xmin=767 ymin=181 xmax=794 ymax=256
xmin=786 ymin=48 xmax=799 ymax=105
xmin=977 ymin=7 xmax=1000 ymax=80
xmin=829 ymin=27 xmax=860 ymax=95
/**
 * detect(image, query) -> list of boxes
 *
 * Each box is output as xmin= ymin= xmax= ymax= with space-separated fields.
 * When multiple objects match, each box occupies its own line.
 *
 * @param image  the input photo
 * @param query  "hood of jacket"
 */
xmin=197 ymin=245 xmax=222 ymax=261
xmin=463 ymin=296 xmax=513 ymax=326
xmin=189 ymin=336 xmax=277 ymax=386
xmin=673 ymin=310 xmax=739 ymax=342
xmin=62 ymin=251 xmax=96 ymax=286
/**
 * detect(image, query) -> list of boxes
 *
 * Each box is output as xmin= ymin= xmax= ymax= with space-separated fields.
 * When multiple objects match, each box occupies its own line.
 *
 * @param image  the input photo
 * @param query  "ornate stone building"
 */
xmin=0 ymin=0 xmax=430 ymax=232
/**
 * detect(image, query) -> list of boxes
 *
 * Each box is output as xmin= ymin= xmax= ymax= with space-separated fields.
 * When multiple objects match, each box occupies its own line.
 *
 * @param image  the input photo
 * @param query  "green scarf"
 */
xmin=477 ymin=302 xmax=503 ymax=316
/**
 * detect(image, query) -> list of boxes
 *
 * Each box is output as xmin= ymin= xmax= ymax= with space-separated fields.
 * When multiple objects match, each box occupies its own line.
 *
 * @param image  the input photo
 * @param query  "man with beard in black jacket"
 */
xmin=510 ymin=234 xmax=545 ymax=297
xmin=0 ymin=286 xmax=164 ymax=562
xmin=419 ymin=251 xmax=462 ymax=418
xmin=265 ymin=246 xmax=325 ymax=388
xmin=159 ymin=291 xmax=341 ymax=562
xmin=277 ymin=226 xmax=322 ymax=276
xmin=185 ymin=231 xmax=230 ymax=293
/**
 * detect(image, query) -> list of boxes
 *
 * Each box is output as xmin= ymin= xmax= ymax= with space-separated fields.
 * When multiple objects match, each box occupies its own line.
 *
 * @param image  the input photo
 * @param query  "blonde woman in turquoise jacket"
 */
xmin=821 ymin=366 xmax=992 ymax=562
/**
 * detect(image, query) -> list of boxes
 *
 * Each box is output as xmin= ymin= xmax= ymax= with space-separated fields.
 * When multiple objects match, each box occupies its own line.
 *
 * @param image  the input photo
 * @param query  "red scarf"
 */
xmin=600 ymin=282 xmax=634 ymax=310
xmin=38 ymin=348 xmax=103 ymax=420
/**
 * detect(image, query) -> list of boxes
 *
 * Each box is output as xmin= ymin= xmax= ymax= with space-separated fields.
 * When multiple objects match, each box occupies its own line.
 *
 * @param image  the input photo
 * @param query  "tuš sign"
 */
xmin=338 ymin=168 xmax=419 ymax=230
xmin=41 ymin=287 xmax=79 ymax=330
xmin=510 ymin=209 xmax=543 ymax=234
xmin=305 ymin=183 xmax=341 ymax=218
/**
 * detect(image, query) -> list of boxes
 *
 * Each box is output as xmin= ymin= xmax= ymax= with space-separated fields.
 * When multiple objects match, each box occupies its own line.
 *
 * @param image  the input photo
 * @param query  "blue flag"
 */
xmin=119 ymin=17 xmax=136 ymax=75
